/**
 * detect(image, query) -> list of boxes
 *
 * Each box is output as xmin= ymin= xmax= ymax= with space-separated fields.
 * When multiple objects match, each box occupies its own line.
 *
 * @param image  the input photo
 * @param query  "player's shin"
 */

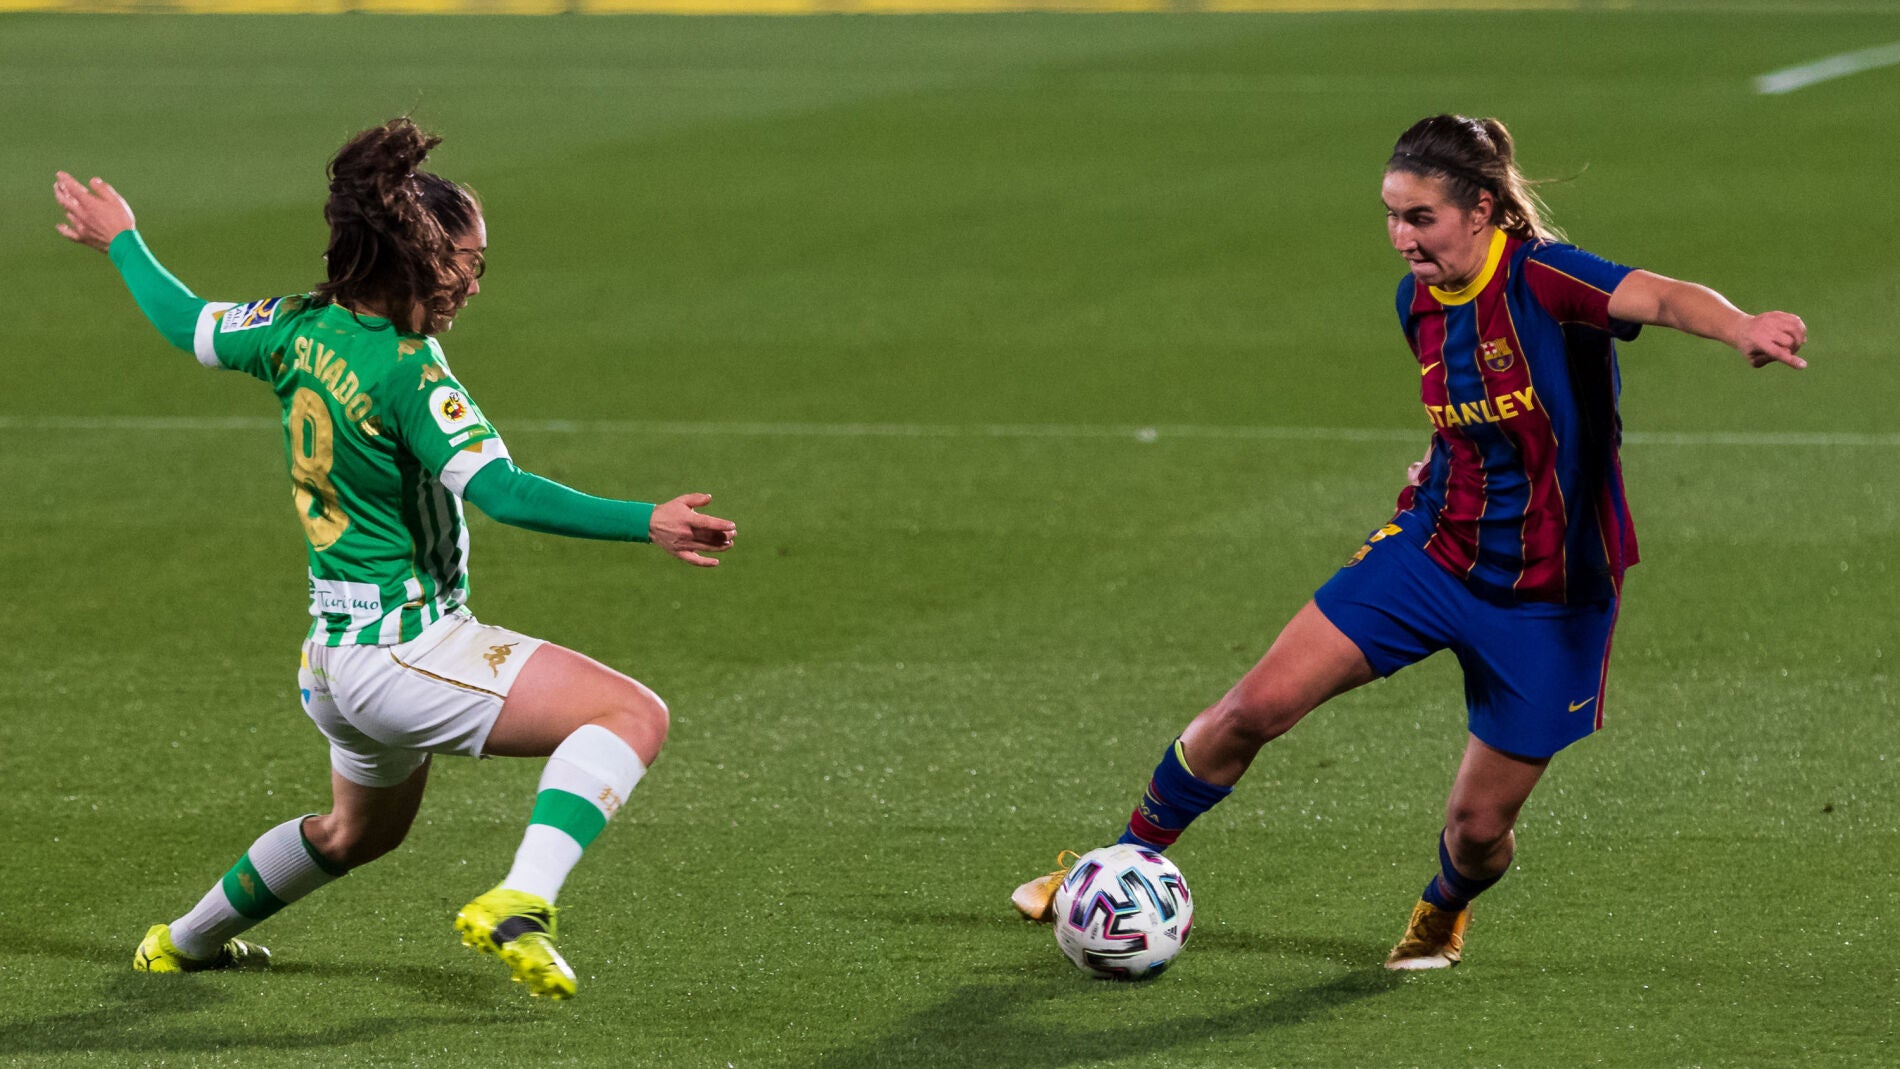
xmin=168 ymin=815 xmax=348 ymax=959
xmin=1116 ymin=738 xmax=1234 ymax=851
xmin=501 ymin=723 xmax=647 ymax=901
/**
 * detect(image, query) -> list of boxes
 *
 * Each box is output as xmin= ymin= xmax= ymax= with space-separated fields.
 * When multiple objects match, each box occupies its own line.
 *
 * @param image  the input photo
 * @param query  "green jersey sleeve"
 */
xmin=104 ymin=230 xmax=298 ymax=383
xmin=194 ymin=295 xmax=303 ymax=382
xmin=463 ymin=460 xmax=655 ymax=542
xmin=106 ymin=230 xmax=206 ymax=353
xmin=379 ymin=338 xmax=507 ymax=483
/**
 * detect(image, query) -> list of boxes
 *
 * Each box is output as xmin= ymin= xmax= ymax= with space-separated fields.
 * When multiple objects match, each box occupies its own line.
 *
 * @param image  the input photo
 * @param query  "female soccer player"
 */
xmin=1011 ymin=114 xmax=1808 ymax=969
xmin=56 ymin=118 xmax=736 ymax=999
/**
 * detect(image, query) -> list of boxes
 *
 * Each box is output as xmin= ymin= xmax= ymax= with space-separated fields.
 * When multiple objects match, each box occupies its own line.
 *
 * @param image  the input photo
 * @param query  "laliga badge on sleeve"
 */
xmin=220 ymin=296 xmax=285 ymax=333
xmin=430 ymin=385 xmax=482 ymax=434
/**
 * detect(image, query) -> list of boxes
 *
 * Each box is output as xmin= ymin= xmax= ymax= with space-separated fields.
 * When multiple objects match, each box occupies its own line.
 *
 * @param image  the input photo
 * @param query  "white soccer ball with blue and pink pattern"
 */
xmin=1052 ymin=843 xmax=1193 ymax=980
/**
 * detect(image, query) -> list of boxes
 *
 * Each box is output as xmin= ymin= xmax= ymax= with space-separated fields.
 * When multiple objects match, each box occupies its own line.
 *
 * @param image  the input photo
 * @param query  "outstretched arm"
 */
xmin=54 ymin=172 xmax=206 ymax=352
xmin=461 ymin=461 xmax=736 ymax=568
xmin=1606 ymin=269 xmax=1808 ymax=370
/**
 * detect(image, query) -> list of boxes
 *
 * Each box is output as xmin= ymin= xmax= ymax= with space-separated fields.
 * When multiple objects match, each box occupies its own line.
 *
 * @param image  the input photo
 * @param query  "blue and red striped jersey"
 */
xmin=1392 ymin=230 xmax=1640 ymax=605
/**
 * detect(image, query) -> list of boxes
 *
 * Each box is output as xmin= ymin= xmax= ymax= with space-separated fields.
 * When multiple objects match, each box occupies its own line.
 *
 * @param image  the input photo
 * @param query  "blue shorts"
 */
xmin=1313 ymin=522 xmax=1619 ymax=759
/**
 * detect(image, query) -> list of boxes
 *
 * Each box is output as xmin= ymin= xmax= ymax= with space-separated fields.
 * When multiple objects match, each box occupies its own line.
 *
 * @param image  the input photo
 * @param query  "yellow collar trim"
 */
xmin=1428 ymin=229 xmax=1507 ymax=306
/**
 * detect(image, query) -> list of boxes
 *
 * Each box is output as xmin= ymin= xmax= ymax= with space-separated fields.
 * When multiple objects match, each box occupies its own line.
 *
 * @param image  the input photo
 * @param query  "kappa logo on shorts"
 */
xmin=219 ymin=297 xmax=286 ymax=333
xmin=483 ymin=642 xmax=516 ymax=677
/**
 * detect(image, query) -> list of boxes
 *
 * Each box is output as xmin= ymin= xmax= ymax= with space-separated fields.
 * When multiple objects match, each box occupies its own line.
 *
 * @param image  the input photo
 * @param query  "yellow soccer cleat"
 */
xmin=133 ymin=923 xmax=270 ymax=974
xmin=1010 ymin=850 xmax=1082 ymax=923
xmin=1383 ymin=898 xmax=1470 ymax=971
xmin=455 ymin=886 xmax=577 ymax=1000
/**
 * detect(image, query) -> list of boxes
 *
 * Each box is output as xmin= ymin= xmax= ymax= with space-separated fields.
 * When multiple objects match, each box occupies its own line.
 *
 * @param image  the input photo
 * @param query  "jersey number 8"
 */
xmin=290 ymin=387 xmax=352 ymax=551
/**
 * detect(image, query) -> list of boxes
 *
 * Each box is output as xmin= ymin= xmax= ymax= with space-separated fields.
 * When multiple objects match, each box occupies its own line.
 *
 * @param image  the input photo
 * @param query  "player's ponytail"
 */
xmin=1387 ymin=114 xmax=1563 ymax=244
xmin=313 ymin=117 xmax=481 ymax=335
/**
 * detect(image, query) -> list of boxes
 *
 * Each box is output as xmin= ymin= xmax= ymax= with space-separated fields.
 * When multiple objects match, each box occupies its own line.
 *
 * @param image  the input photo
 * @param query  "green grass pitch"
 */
xmin=2 ymin=6 xmax=1896 ymax=1066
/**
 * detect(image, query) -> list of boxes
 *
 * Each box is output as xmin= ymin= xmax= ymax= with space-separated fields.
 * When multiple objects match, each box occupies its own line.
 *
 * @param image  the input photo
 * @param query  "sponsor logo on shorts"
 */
xmin=483 ymin=642 xmax=516 ymax=677
xmin=219 ymin=297 xmax=285 ymax=333
xmin=1568 ymin=696 xmax=1597 ymax=712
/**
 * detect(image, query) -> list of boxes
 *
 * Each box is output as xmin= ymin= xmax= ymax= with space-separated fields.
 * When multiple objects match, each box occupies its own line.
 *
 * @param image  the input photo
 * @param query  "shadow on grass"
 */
xmin=271 ymin=957 xmax=522 ymax=1007
xmin=1197 ymin=927 xmax=1393 ymax=967
xmin=0 ymin=934 xmax=532 ymax=1058
xmin=802 ymin=962 xmax=1406 ymax=1068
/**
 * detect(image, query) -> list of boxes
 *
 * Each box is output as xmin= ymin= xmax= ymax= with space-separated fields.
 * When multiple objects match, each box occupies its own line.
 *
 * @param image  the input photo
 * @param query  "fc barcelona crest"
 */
xmin=1478 ymin=338 xmax=1515 ymax=373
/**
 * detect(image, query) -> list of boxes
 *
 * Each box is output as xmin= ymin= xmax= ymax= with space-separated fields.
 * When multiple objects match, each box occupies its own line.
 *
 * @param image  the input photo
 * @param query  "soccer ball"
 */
xmin=1052 ymin=843 xmax=1193 ymax=980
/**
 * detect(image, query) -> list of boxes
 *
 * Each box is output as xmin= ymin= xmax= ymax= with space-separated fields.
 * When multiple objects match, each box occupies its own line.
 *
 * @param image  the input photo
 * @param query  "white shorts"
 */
xmin=299 ymin=609 xmax=547 ymax=788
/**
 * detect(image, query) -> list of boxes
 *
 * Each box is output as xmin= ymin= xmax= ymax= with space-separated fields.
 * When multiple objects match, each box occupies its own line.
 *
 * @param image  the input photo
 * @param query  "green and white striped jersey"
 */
xmin=194 ymin=295 xmax=509 ymax=646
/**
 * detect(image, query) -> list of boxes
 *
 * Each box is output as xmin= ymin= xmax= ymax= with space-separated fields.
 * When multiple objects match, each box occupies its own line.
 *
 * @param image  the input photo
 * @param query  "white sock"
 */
xmin=501 ymin=724 xmax=646 ymax=903
xmin=169 ymin=815 xmax=346 ymax=959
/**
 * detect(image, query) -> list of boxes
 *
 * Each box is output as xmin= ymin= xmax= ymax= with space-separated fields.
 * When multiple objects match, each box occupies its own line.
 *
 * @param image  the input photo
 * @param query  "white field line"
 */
xmin=0 ymin=415 xmax=1893 ymax=448
xmin=1756 ymin=41 xmax=1900 ymax=95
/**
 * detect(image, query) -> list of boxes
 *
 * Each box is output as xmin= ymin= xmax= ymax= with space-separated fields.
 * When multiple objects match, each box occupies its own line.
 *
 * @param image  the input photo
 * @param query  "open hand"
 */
xmin=54 ymin=172 xmax=136 ymax=253
xmin=1738 ymin=311 xmax=1808 ymax=370
xmin=650 ymin=493 xmax=736 ymax=567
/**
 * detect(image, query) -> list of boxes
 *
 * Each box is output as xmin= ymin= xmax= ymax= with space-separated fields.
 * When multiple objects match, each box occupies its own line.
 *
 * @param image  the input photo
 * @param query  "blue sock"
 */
xmin=1420 ymin=830 xmax=1506 ymax=912
xmin=1117 ymin=739 xmax=1233 ymax=851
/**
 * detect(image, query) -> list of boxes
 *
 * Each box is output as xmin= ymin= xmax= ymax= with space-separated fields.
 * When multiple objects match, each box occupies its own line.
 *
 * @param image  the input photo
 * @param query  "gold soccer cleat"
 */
xmin=1383 ymin=898 xmax=1469 ymax=971
xmin=1010 ymin=850 xmax=1082 ymax=923
xmin=133 ymin=923 xmax=271 ymax=973
xmin=455 ymin=886 xmax=577 ymax=1000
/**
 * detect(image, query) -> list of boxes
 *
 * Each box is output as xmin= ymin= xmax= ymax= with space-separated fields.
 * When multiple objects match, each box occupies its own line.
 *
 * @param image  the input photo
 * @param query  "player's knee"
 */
xmin=1209 ymin=687 xmax=1301 ymax=750
xmin=1445 ymin=806 xmax=1515 ymax=855
xmin=595 ymin=679 xmax=669 ymax=758
xmin=302 ymin=813 xmax=406 ymax=870
xmin=629 ymin=680 xmax=669 ymax=744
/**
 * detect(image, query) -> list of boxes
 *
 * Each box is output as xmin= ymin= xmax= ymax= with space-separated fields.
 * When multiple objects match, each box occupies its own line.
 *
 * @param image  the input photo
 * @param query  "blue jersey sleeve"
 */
xmin=1524 ymin=243 xmax=1641 ymax=341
